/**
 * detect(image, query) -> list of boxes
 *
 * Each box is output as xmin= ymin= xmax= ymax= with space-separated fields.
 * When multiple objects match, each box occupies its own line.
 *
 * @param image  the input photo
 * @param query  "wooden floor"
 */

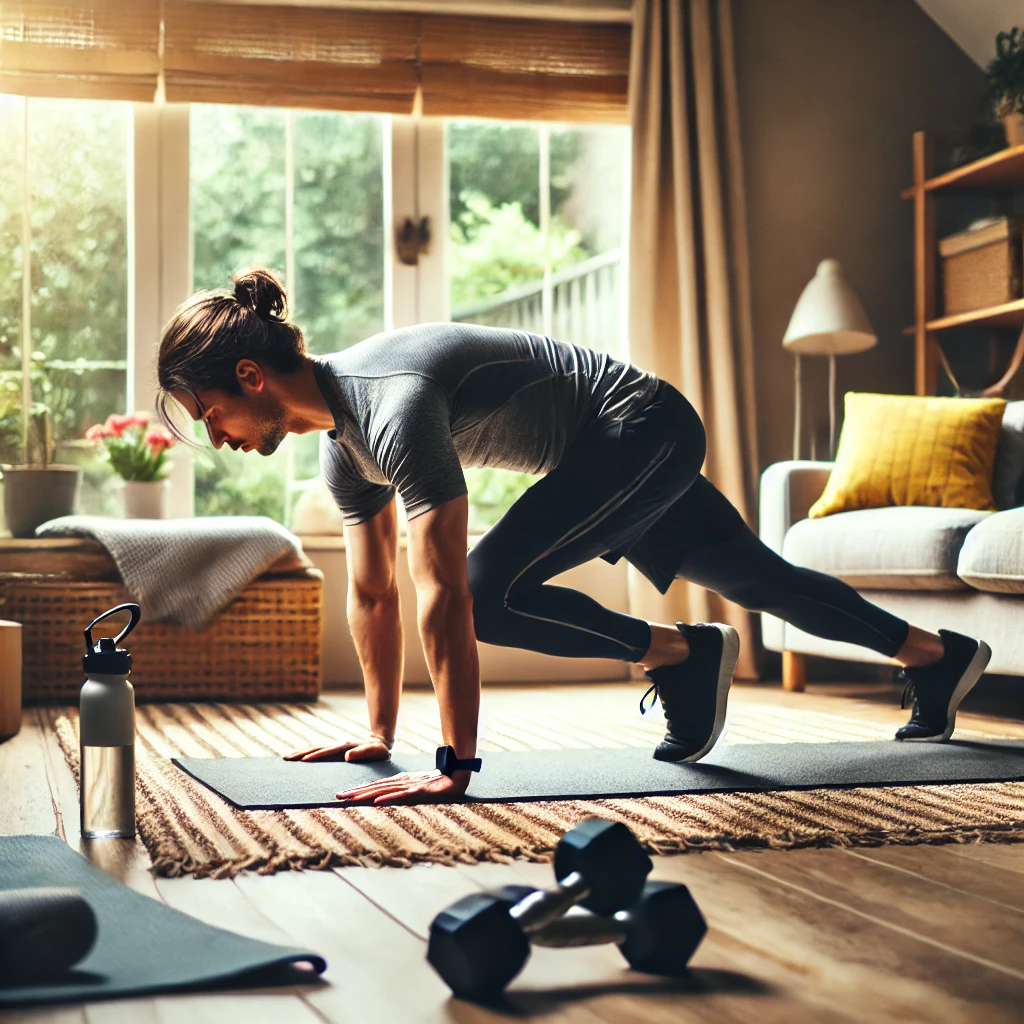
xmin=3 ymin=679 xmax=1024 ymax=1023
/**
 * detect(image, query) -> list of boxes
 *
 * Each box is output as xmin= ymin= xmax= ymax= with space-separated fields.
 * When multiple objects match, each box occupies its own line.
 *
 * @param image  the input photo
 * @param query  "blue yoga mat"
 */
xmin=0 ymin=835 xmax=326 ymax=1008
xmin=173 ymin=738 xmax=1024 ymax=810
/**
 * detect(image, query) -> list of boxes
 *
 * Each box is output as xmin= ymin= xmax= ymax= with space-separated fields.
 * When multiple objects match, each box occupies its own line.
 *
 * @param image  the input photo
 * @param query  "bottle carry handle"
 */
xmin=84 ymin=603 xmax=142 ymax=652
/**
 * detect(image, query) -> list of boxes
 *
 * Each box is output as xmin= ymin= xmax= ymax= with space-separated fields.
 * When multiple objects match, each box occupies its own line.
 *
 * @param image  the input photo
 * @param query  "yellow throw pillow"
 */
xmin=808 ymin=392 xmax=1006 ymax=518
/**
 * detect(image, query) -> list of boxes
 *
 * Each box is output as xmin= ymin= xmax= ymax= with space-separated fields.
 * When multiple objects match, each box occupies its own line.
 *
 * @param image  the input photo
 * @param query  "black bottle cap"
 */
xmin=82 ymin=603 xmax=141 ymax=676
xmin=82 ymin=636 xmax=131 ymax=676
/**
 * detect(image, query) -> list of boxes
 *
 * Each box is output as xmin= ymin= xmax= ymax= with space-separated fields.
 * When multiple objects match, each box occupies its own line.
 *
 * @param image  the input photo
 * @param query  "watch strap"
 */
xmin=435 ymin=745 xmax=482 ymax=776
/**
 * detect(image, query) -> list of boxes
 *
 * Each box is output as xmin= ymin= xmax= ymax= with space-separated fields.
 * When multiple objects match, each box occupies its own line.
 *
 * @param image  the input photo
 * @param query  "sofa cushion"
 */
xmin=784 ymin=506 xmax=991 ymax=591
xmin=957 ymin=507 xmax=1024 ymax=593
xmin=993 ymin=401 xmax=1024 ymax=510
xmin=808 ymin=393 xmax=1005 ymax=518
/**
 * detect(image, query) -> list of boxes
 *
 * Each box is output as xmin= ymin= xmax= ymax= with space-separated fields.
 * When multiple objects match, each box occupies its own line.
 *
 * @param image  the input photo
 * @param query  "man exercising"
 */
xmin=156 ymin=268 xmax=991 ymax=806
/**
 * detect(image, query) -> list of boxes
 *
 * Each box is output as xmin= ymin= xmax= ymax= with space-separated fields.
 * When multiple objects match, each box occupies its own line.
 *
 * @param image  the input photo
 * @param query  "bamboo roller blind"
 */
xmin=1 ymin=2 xmax=630 ymax=123
xmin=0 ymin=1 xmax=161 ymax=101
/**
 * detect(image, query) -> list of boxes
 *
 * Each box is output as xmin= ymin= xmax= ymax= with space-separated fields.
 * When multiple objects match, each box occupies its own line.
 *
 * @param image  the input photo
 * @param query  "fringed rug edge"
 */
xmin=149 ymin=820 xmax=1024 ymax=880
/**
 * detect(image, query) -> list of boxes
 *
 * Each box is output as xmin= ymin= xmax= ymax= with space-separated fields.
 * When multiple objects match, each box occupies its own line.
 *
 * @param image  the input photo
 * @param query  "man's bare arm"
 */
xmin=407 ymin=495 xmax=479 ymax=764
xmin=285 ymin=498 xmax=403 ymax=762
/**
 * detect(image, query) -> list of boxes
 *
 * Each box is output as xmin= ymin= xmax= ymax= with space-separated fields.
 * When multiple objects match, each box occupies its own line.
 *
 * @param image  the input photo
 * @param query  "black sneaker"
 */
xmin=895 ymin=629 xmax=991 ymax=742
xmin=640 ymin=622 xmax=739 ymax=763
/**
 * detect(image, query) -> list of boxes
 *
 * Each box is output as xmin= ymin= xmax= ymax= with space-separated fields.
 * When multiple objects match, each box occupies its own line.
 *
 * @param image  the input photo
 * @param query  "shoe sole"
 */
xmin=901 ymin=639 xmax=992 ymax=743
xmin=673 ymin=624 xmax=740 ymax=764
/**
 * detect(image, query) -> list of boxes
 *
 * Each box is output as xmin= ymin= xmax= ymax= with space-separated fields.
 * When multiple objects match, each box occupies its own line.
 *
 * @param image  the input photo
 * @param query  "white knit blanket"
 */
xmin=37 ymin=515 xmax=303 ymax=629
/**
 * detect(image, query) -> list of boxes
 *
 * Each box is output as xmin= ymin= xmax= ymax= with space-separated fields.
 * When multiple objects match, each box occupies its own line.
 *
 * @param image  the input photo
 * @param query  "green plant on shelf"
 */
xmin=0 ymin=363 xmax=57 ymax=467
xmin=987 ymin=27 xmax=1024 ymax=118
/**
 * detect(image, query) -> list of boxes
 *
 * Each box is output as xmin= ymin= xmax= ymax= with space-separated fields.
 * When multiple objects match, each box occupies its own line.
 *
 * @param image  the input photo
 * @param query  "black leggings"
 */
xmin=467 ymin=381 xmax=910 ymax=662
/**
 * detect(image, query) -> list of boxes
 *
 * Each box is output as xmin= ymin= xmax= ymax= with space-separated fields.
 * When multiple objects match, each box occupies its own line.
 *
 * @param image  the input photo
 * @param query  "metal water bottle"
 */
xmin=79 ymin=603 xmax=141 ymax=839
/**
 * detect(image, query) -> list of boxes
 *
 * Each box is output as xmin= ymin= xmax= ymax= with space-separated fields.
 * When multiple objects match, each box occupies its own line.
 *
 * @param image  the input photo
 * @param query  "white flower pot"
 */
xmin=123 ymin=479 xmax=170 ymax=519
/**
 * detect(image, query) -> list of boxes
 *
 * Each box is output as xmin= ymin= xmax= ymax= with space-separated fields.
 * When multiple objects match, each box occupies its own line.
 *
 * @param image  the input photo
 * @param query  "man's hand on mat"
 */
xmin=335 ymin=769 xmax=468 ymax=806
xmin=283 ymin=735 xmax=393 ymax=763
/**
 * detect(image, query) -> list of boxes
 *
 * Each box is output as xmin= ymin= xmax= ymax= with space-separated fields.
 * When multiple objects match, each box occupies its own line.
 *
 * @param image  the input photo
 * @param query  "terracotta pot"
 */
xmin=122 ymin=478 xmax=170 ymax=518
xmin=1003 ymin=112 xmax=1024 ymax=147
xmin=1 ymin=464 xmax=82 ymax=537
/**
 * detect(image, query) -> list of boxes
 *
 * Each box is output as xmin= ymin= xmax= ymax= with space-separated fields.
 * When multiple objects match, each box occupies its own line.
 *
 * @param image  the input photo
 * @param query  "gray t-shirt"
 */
xmin=312 ymin=322 xmax=658 ymax=525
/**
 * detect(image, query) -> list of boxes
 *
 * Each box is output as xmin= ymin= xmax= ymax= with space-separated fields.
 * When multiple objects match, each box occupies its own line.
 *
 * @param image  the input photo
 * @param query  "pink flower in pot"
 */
xmin=84 ymin=423 xmax=111 ymax=442
xmin=103 ymin=413 xmax=134 ymax=438
xmin=85 ymin=413 xmax=176 ymax=483
xmin=145 ymin=426 xmax=175 ymax=455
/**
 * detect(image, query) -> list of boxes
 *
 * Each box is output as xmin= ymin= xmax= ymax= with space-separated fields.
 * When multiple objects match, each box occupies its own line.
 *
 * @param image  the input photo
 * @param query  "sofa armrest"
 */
xmin=759 ymin=461 xmax=834 ymax=554
xmin=758 ymin=461 xmax=833 ymax=657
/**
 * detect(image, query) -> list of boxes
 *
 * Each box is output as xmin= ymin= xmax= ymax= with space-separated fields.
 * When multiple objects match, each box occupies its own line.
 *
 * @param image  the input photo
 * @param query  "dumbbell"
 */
xmin=0 ymin=888 xmax=98 ymax=986
xmin=428 ymin=816 xmax=652 ymax=1000
xmin=529 ymin=880 xmax=706 ymax=976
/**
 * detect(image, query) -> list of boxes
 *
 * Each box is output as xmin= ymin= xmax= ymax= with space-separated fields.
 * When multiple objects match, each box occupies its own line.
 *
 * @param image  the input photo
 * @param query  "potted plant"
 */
xmin=85 ymin=412 xmax=176 ymax=518
xmin=0 ymin=389 xmax=83 ymax=538
xmin=987 ymin=27 xmax=1024 ymax=147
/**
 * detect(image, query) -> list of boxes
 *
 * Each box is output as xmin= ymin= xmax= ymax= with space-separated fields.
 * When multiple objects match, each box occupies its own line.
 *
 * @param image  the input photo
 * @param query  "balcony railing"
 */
xmin=451 ymin=248 xmax=623 ymax=357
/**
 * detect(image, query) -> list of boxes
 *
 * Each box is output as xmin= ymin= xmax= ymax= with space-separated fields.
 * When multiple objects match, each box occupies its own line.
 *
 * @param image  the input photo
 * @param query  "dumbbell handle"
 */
xmin=508 ymin=871 xmax=590 ymax=934
xmin=529 ymin=908 xmax=631 ymax=949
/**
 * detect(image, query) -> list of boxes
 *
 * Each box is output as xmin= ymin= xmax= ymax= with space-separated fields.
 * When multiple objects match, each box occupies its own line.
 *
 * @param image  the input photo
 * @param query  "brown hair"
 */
xmin=155 ymin=268 xmax=306 ymax=442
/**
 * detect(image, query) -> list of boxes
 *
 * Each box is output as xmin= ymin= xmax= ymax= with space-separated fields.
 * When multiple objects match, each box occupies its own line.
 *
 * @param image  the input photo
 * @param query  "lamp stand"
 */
xmin=793 ymin=353 xmax=839 ymax=460
xmin=828 ymin=353 xmax=836 ymax=458
xmin=793 ymin=354 xmax=802 ymax=460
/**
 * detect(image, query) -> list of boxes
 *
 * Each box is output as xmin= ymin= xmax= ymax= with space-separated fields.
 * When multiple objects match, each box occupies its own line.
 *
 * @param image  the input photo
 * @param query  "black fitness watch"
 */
xmin=435 ymin=745 xmax=482 ymax=777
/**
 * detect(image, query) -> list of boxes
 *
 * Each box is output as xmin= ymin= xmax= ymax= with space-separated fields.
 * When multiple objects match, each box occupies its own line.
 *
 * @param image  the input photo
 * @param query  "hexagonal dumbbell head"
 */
xmin=427 ymin=890 xmax=530 ymax=1000
xmin=619 ymin=881 xmax=707 ymax=975
xmin=552 ymin=817 xmax=652 ymax=916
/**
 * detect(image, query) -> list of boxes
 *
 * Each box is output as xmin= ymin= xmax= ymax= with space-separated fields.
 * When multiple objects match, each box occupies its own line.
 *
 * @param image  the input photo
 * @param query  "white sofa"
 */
xmin=759 ymin=402 xmax=1024 ymax=689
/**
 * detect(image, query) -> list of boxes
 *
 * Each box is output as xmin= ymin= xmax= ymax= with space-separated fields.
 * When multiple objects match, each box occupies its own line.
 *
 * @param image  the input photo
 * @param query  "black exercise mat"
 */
xmin=173 ymin=738 xmax=1024 ymax=810
xmin=0 ymin=835 xmax=326 ymax=1008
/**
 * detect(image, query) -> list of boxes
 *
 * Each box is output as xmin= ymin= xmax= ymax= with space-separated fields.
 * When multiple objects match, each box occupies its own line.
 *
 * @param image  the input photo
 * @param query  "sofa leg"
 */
xmin=782 ymin=651 xmax=806 ymax=693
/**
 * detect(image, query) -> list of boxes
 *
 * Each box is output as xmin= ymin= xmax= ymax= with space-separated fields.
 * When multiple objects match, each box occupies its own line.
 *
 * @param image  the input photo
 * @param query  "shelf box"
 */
xmin=939 ymin=218 xmax=1022 ymax=317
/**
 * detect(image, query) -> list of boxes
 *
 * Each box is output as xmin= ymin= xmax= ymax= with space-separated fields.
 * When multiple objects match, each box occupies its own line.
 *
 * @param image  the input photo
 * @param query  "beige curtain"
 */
xmin=627 ymin=0 xmax=761 ymax=678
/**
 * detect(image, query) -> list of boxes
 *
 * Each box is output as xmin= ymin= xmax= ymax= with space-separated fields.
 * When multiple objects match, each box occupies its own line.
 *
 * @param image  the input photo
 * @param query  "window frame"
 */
xmin=149 ymin=108 xmax=454 ymax=518
xmin=12 ymin=101 xmax=629 ymax=520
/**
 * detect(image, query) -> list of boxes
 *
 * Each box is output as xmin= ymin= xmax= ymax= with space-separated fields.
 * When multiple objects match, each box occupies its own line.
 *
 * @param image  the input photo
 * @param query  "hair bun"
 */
xmin=232 ymin=268 xmax=287 ymax=322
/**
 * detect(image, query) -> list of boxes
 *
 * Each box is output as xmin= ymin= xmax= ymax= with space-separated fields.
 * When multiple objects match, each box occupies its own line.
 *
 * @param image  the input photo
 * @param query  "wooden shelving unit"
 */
xmin=903 ymin=134 xmax=1024 ymax=395
xmin=901 ymin=296 xmax=1024 ymax=334
xmin=901 ymin=142 xmax=1024 ymax=198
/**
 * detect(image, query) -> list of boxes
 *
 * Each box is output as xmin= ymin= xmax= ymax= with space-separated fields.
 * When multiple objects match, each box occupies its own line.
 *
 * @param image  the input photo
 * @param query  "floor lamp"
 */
xmin=783 ymin=259 xmax=877 ymax=459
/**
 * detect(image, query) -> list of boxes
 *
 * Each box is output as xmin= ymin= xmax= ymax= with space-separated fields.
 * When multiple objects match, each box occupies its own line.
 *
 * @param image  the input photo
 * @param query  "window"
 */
xmin=448 ymin=120 xmax=629 ymax=530
xmin=0 ymin=96 xmax=628 ymax=532
xmin=190 ymin=105 xmax=385 ymax=523
xmin=0 ymin=96 xmax=130 ymax=516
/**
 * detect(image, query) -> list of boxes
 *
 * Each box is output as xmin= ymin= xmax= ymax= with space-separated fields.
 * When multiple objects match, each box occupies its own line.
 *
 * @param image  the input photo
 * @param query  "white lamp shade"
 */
xmin=783 ymin=259 xmax=877 ymax=356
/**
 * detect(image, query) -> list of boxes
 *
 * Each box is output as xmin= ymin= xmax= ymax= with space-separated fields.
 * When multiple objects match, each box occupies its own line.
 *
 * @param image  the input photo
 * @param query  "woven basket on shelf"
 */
xmin=939 ymin=218 xmax=1022 ymax=315
xmin=4 ymin=573 xmax=324 ymax=704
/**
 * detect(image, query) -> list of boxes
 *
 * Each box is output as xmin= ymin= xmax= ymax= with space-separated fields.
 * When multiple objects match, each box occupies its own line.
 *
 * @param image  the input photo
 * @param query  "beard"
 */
xmin=251 ymin=396 xmax=289 ymax=456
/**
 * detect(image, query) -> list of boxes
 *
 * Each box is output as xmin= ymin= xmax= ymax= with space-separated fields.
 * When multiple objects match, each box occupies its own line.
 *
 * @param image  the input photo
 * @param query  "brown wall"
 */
xmin=732 ymin=0 xmax=986 ymax=471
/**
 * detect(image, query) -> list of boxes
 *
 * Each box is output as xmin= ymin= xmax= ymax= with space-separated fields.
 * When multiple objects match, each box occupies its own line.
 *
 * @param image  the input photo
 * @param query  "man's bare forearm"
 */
xmin=417 ymin=585 xmax=479 ymax=759
xmin=347 ymin=585 xmax=404 ymax=743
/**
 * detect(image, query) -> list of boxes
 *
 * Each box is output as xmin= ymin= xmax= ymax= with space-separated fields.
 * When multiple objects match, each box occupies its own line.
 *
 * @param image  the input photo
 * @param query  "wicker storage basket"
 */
xmin=939 ymin=218 xmax=1022 ymax=316
xmin=5 ymin=573 xmax=324 ymax=704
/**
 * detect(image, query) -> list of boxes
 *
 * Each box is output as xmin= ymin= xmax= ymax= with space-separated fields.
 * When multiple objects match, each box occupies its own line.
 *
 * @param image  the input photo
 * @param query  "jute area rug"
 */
xmin=44 ymin=701 xmax=1024 ymax=879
